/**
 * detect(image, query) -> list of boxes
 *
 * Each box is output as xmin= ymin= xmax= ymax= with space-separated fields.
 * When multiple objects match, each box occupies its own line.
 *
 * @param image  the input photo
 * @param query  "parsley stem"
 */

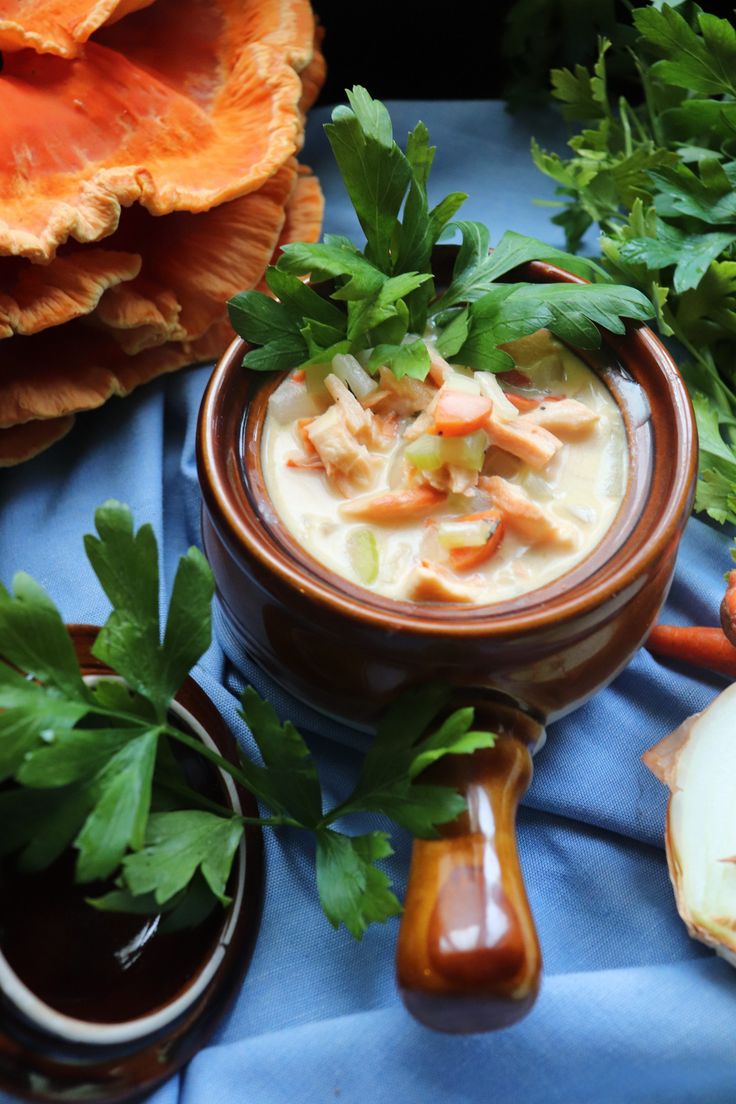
xmin=156 ymin=776 xmax=233 ymax=817
xmin=239 ymin=815 xmax=302 ymax=828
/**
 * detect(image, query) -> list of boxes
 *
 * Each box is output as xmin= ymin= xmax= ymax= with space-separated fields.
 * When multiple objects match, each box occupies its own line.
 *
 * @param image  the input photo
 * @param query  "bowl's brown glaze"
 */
xmin=196 ymin=253 xmax=697 ymax=1033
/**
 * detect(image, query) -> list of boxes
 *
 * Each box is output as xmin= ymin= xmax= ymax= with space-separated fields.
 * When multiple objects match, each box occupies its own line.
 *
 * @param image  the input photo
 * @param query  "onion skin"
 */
xmin=644 ymin=683 xmax=736 ymax=966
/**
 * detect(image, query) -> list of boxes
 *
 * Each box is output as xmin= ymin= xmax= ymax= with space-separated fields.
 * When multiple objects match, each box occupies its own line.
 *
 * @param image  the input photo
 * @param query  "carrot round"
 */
xmin=646 ymin=624 xmax=736 ymax=679
xmin=341 ymin=485 xmax=447 ymax=522
xmin=433 ymin=391 xmax=492 ymax=437
xmin=720 ymin=570 xmax=736 ymax=648
xmin=450 ymin=509 xmax=505 ymax=572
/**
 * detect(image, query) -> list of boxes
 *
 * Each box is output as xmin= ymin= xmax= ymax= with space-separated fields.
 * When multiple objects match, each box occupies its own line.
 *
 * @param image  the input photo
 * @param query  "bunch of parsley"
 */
xmin=0 ymin=501 xmax=500 ymax=938
xmin=228 ymin=87 xmax=653 ymax=380
xmin=530 ymin=3 xmax=736 ymax=525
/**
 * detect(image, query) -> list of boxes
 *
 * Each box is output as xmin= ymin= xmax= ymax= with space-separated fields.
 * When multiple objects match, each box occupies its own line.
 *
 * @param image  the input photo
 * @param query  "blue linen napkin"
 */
xmin=1 ymin=102 xmax=735 ymax=1104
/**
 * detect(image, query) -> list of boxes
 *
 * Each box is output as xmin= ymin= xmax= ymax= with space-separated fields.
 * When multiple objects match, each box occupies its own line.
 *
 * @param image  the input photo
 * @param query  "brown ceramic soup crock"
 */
xmin=196 ymin=252 xmax=697 ymax=1035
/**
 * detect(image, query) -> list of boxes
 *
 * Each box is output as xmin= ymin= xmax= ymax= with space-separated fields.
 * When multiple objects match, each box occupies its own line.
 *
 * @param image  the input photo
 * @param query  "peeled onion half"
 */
xmin=643 ymin=683 xmax=736 ymax=966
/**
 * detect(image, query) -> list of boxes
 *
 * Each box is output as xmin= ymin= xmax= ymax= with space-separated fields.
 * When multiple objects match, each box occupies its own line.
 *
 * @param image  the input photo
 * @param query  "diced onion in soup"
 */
xmin=268 ymin=377 xmax=322 ymax=424
xmin=475 ymin=372 xmax=519 ymax=419
xmin=332 ymin=353 xmax=378 ymax=401
xmin=444 ymin=371 xmax=481 ymax=395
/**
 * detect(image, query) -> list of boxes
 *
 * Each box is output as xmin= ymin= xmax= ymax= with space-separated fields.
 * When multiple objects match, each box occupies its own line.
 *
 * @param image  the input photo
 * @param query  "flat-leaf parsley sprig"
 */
xmin=0 ymin=500 xmax=495 ymax=938
xmin=228 ymin=86 xmax=654 ymax=382
xmin=529 ymin=4 xmax=736 ymax=525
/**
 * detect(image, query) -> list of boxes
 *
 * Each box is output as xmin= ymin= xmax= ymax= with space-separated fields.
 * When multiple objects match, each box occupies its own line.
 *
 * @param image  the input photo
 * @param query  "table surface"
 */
xmin=1 ymin=102 xmax=734 ymax=1104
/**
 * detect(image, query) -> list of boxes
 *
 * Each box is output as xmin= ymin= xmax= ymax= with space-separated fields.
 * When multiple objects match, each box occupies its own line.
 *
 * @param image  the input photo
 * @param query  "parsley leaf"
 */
xmin=0 ymin=573 xmax=90 ymax=703
xmin=0 ymin=662 xmax=89 ymax=782
xmin=367 ymin=338 xmax=431 ymax=380
xmin=433 ymin=225 xmax=605 ymax=314
xmin=618 ymin=221 xmax=736 ymax=294
xmin=334 ymin=688 xmax=495 ymax=838
xmin=636 ymin=6 xmax=736 ymax=98
xmin=238 ymin=687 xmax=323 ymax=827
xmin=527 ymin=6 xmax=736 ymax=527
xmin=86 ymin=501 xmax=213 ymax=723
xmin=324 ymin=88 xmax=412 ymax=273
xmin=115 ymin=811 xmax=245 ymax=907
xmin=315 ymin=830 xmax=401 ymax=939
xmin=74 ymin=727 xmax=159 ymax=881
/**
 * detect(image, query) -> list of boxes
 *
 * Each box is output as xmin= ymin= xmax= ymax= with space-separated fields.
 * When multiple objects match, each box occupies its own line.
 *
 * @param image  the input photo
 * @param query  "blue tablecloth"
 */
xmin=2 ymin=102 xmax=735 ymax=1103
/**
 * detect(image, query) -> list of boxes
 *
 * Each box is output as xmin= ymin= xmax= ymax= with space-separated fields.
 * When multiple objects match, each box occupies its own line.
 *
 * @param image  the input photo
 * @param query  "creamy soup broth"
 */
xmin=261 ymin=331 xmax=628 ymax=605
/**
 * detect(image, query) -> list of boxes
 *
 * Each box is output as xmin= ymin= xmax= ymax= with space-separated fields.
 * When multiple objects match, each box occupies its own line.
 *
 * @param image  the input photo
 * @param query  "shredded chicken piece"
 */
xmin=485 ymin=411 xmax=563 ymax=470
xmin=426 ymin=343 xmax=454 ymax=386
xmin=483 ymin=446 xmax=523 ymax=480
xmin=370 ymin=367 xmax=436 ymax=416
xmin=324 ymin=373 xmax=379 ymax=446
xmin=374 ymin=411 xmax=401 ymax=440
xmin=422 ymin=464 xmax=479 ymax=496
xmin=403 ymin=390 xmax=441 ymax=441
xmin=480 ymin=476 xmax=577 ymax=546
xmin=362 ymin=389 xmax=390 ymax=409
xmin=340 ymin=484 xmax=446 ymax=522
xmin=408 ymin=559 xmax=479 ymax=602
xmin=305 ymin=405 xmax=380 ymax=497
xmin=520 ymin=397 xmax=599 ymax=439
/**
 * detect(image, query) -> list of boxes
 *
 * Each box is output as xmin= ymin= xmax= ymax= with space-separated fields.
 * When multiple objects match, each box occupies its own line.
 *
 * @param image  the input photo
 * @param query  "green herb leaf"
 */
xmin=86 ymin=502 xmax=213 ymax=722
xmin=0 ymin=575 xmax=89 ymax=703
xmin=0 ymin=662 xmax=89 ymax=783
xmin=17 ymin=728 xmax=138 ymax=788
xmin=74 ymin=727 xmax=159 ymax=881
xmin=117 ymin=810 xmax=244 ymax=906
xmin=277 ymin=242 xmax=385 ymax=300
xmin=619 ymin=222 xmax=736 ymax=294
xmin=635 ymin=6 xmax=736 ymax=98
xmin=550 ymin=37 xmax=610 ymax=122
xmin=338 ymin=689 xmax=496 ymax=839
xmin=265 ymin=267 xmax=347 ymax=333
xmin=315 ymin=829 xmax=401 ymax=938
xmin=434 ymin=225 xmax=605 ymax=313
xmin=324 ymin=87 xmax=412 ymax=272
xmin=160 ymin=547 xmax=215 ymax=696
xmin=450 ymin=280 xmax=653 ymax=371
xmin=243 ymin=335 xmax=309 ymax=373
xmin=228 ymin=291 xmax=300 ymax=345
xmin=238 ymin=687 xmax=323 ymax=826
xmin=367 ymin=339 xmax=431 ymax=380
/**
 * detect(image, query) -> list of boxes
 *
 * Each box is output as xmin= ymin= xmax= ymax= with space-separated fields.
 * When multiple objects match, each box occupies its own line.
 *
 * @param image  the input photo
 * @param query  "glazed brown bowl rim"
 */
xmin=198 ymin=259 xmax=697 ymax=638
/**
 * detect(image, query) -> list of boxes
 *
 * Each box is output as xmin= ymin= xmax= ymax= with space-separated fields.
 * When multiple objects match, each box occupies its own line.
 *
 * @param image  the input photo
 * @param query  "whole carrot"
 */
xmin=647 ymin=624 xmax=736 ymax=679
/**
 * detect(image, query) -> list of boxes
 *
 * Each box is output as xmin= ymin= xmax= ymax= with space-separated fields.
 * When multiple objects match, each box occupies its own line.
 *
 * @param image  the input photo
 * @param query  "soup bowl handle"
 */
xmin=396 ymin=703 xmax=543 ymax=1033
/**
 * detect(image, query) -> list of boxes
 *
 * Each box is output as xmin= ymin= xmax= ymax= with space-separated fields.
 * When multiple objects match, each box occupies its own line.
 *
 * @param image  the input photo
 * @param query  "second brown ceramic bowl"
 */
xmin=196 ymin=251 xmax=697 ymax=1034
xmin=0 ymin=627 xmax=263 ymax=1103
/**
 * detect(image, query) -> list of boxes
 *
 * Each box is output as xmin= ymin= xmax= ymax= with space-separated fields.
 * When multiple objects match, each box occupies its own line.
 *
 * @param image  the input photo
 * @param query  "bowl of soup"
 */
xmin=196 ymin=251 xmax=697 ymax=1033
